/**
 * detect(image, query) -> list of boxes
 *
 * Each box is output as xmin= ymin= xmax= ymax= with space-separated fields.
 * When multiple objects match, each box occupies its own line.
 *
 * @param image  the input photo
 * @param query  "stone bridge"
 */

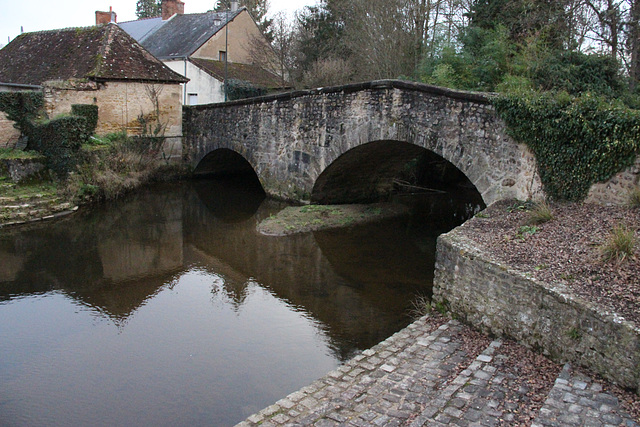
xmin=183 ymin=80 xmax=542 ymax=205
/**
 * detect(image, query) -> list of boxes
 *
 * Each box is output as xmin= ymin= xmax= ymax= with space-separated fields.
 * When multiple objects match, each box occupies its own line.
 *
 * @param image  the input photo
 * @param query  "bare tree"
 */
xmin=584 ymin=0 xmax=626 ymax=60
xmin=302 ymin=57 xmax=355 ymax=87
xmin=333 ymin=0 xmax=416 ymax=80
xmin=140 ymin=84 xmax=167 ymax=137
xmin=246 ymin=12 xmax=292 ymax=88
xmin=626 ymin=0 xmax=640 ymax=88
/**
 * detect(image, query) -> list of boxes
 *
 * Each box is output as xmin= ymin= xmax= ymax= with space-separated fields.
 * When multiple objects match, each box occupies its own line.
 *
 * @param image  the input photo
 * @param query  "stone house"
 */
xmin=0 ymin=23 xmax=188 ymax=150
xmin=116 ymin=0 xmax=285 ymax=105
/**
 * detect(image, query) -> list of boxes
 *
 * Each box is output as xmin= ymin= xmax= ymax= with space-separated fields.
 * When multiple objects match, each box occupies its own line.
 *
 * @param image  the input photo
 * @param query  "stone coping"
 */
xmin=433 ymin=229 xmax=640 ymax=393
xmin=185 ymin=79 xmax=492 ymax=112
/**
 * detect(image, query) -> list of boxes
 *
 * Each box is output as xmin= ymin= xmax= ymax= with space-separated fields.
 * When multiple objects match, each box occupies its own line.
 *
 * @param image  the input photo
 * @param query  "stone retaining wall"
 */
xmin=433 ymin=229 xmax=640 ymax=393
xmin=0 ymin=158 xmax=46 ymax=182
xmin=586 ymin=157 xmax=640 ymax=205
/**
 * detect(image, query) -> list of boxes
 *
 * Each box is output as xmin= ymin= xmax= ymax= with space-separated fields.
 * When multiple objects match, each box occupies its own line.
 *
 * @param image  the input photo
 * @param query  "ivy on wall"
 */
xmin=492 ymin=92 xmax=640 ymax=201
xmin=0 ymin=91 xmax=44 ymax=137
xmin=0 ymin=92 xmax=98 ymax=177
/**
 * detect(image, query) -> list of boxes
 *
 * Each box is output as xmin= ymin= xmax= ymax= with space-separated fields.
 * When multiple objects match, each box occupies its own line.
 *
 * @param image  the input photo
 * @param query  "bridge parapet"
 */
xmin=183 ymin=80 xmax=543 ymax=205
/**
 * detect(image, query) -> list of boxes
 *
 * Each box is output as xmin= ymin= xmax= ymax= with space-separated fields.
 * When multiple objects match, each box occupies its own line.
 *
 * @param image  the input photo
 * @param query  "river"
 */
xmin=0 ymin=177 xmax=482 ymax=426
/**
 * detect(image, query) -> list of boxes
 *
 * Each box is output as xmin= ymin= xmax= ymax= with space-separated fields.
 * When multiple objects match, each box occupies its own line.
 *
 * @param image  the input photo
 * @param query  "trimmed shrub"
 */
xmin=31 ymin=116 xmax=90 ymax=177
xmin=71 ymin=104 xmax=99 ymax=136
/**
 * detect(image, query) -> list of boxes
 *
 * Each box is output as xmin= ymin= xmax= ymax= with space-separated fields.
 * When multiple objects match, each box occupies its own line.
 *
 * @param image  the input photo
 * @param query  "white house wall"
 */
xmin=165 ymin=60 xmax=224 ymax=105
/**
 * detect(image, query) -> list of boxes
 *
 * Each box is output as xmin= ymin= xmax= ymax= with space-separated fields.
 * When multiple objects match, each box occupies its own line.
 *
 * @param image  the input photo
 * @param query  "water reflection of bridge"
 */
xmin=0 ymin=180 xmax=451 ymax=356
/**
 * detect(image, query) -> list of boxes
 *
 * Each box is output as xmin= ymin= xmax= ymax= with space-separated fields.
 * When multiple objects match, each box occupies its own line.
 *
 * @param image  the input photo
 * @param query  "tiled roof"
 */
xmin=135 ymin=9 xmax=244 ymax=60
xmin=0 ymin=23 xmax=188 ymax=85
xmin=190 ymin=58 xmax=287 ymax=89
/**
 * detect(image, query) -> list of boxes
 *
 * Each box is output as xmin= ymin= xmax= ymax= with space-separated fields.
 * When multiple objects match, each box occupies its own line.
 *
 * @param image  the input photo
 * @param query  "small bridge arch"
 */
xmin=183 ymin=80 xmax=542 ymax=205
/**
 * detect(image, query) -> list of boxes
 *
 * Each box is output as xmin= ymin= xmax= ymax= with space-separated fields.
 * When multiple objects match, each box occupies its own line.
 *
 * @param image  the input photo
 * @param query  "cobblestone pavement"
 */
xmin=534 ymin=365 xmax=638 ymax=427
xmin=237 ymin=316 xmax=638 ymax=426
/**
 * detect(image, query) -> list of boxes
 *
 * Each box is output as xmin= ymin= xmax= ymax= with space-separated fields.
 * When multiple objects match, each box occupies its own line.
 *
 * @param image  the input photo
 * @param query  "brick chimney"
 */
xmin=231 ymin=0 xmax=238 ymax=11
xmin=162 ymin=0 xmax=185 ymax=20
xmin=95 ymin=7 xmax=117 ymax=25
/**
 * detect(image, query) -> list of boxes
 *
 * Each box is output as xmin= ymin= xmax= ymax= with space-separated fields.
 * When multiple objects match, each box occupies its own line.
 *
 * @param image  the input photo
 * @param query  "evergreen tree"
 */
xmin=467 ymin=0 xmax=570 ymax=49
xmin=215 ymin=0 xmax=272 ymax=41
xmin=293 ymin=2 xmax=347 ymax=72
xmin=136 ymin=0 xmax=162 ymax=19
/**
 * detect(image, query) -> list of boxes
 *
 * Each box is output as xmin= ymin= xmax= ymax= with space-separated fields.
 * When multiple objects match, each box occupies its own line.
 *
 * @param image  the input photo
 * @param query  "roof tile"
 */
xmin=0 ymin=24 xmax=188 ymax=85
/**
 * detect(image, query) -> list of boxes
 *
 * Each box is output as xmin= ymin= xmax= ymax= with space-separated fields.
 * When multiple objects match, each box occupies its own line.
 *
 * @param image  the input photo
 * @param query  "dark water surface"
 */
xmin=0 ymin=178 xmax=482 ymax=426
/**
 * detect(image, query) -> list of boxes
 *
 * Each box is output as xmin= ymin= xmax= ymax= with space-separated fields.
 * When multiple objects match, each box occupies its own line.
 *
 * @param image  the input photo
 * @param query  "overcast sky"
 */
xmin=0 ymin=0 xmax=317 ymax=47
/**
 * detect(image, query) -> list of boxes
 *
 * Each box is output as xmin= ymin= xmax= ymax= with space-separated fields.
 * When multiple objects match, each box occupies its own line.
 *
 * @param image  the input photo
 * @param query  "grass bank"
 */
xmin=257 ymin=203 xmax=408 ymax=236
xmin=0 ymin=133 xmax=188 ymax=227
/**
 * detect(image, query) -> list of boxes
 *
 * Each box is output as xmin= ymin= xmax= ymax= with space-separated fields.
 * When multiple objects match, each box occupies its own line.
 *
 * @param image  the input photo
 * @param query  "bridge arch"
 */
xmin=184 ymin=80 xmax=542 ymax=205
xmin=194 ymin=148 xmax=258 ymax=178
xmin=311 ymin=140 xmax=483 ymax=205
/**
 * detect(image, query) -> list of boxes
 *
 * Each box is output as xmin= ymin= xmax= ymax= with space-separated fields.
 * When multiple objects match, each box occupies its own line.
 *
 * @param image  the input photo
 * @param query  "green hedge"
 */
xmin=31 ymin=116 xmax=90 ymax=177
xmin=0 ymin=95 xmax=99 ymax=178
xmin=226 ymin=79 xmax=268 ymax=101
xmin=493 ymin=92 xmax=640 ymax=201
xmin=71 ymin=104 xmax=99 ymax=136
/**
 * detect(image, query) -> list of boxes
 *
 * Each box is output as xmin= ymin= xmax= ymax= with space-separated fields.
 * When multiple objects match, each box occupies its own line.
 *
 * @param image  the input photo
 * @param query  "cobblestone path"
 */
xmin=238 ymin=316 xmax=638 ymax=426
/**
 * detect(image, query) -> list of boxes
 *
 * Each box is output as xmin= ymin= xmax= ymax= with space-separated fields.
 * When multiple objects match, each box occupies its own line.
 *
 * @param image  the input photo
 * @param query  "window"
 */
xmin=219 ymin=51 xmax=226 ymax=61
xmin=188 ymin=93 xmax=198 ymax=105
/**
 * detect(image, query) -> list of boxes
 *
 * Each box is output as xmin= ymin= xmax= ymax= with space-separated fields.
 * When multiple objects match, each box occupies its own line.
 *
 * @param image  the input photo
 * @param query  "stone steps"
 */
xmin=237 ymin=315 xmax=639 ymax=426
xmin=0 ymin=196 xmax=76 ymax=226
xmin=533 ymin=364 xmax=638 ymax=427
xmin=238 ymin=318 xmax=488 ymax=426
xmin=409 ymin=340 xmax=504 ymax=426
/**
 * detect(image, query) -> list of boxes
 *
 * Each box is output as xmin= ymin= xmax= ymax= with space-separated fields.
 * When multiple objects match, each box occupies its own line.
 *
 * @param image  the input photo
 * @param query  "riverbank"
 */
xmin=433 ymin=199 xmax=640 ymax=414
xmin=0 ymin=179 xmax=77 ymax=227
xmin=0 ymin=142 xmax=189 ymax=228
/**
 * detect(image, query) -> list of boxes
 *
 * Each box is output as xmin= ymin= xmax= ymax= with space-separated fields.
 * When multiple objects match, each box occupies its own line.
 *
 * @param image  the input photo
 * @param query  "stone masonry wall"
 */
xmin=44 ymin=80 xmax=183 ymax=137
xmin=586 ymin=156 xmax=640 ymax=205
xmin=184 ymin=80 xmax=543 ymax=205
xmin=433 ymin=229 xmax=640 ymax=392
xmin=0 ymin=111 xmax=21 ymax=149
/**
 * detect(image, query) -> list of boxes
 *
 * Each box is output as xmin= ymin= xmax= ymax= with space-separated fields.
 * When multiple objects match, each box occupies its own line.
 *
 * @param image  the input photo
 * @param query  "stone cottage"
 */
xmin=116 ymin=0 xmax=285 ymax=105
xmin=0 ymin=23 xmax=188 ymax=151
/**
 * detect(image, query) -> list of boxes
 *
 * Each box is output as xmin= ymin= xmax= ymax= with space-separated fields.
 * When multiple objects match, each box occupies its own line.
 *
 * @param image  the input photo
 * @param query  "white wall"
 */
xmin=165 ymin=60 xmax=225 ymax=105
